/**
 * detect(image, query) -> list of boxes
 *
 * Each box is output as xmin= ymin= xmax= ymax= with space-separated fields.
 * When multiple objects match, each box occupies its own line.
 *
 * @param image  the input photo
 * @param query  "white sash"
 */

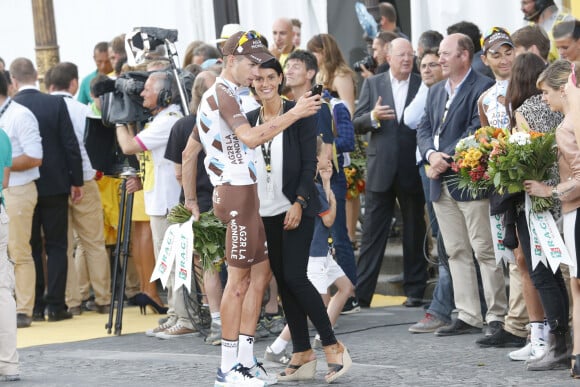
xmin=150 ymin=219 xmax=195 ymax=290
xmin=174 ymin=218 xmax=194 ymax=292
xmin=525 ymin=194 xmax=573 ymax=273
xmin=489 ymin=214 xmax=515 ymax=265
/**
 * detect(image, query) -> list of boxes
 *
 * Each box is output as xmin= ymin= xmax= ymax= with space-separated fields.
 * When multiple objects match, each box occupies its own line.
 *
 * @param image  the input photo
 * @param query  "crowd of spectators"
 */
xmin=3 ymin=0 xmax=580 ymax=384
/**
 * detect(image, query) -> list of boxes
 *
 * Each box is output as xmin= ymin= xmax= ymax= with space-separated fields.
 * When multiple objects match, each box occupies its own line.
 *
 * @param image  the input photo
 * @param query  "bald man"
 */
xmin=271 ymin=18 xmax=296 ymax=66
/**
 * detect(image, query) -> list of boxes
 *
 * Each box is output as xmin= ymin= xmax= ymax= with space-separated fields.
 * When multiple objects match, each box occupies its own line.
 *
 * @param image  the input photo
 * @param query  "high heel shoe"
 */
xmin=277 ymin=359 xmax=317 ymax=381
xmin=324 ymin=341 xmax=352 ymax=383
xmin=135 ymin=293 xmax=168 ymax=315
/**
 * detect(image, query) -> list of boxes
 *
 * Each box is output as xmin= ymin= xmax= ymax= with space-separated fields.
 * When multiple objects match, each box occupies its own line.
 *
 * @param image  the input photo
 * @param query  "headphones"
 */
xmin=157 ymin=72 xmax=173 ymax=107
xmin=524 ymin=0 xmax=555 ymax=21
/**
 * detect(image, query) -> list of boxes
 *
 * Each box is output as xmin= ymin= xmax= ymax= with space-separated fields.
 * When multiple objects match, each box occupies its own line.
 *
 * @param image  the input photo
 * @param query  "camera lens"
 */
xmin=353 ymin=55 xmax=376 ymax=72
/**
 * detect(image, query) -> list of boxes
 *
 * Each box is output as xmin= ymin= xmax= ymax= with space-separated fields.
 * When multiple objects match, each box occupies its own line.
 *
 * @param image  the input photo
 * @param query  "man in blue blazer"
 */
xmin=416 ymin=34 xmax=508 ymax=337
xmin=10 ymin=58 xmax=83 ymax=323
xmin=353 ymin=38 xmax=427 ymax=308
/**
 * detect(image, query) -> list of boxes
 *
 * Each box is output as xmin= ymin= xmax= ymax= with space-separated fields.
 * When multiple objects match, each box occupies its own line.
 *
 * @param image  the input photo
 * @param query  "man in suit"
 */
xmin=353 ymin=38 xmax=427 ymax=308
xmin=416 ymin=34 xmax=508 ymax=337
xmin=10 ymin=58 xmax=84 ymax=322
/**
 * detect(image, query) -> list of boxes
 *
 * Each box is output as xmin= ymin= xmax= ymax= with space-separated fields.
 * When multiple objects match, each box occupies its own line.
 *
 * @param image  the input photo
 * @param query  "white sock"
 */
xmin=238 ymin=334 xmax=255 ymax=368
xmin=270 ymin=336 xmax=289 ymax=354
xmin=530 ymin=321 xmax=545 ymax=341
xmin=211 ymin=312 xmax=221 ymax=325
xmin=221 ymin=339 xmax=238 ymax=372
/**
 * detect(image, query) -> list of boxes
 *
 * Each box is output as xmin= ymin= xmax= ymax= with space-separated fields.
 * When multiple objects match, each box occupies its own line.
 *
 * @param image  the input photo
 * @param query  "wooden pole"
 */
xmin=31 ymin=0 xmax=59 ymax=91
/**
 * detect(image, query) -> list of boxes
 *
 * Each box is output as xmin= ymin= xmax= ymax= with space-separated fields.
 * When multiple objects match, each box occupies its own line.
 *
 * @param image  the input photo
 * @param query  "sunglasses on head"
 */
xmin=480 ymin=27 xmax=510 ymax=48
xmin=237 ymin=30 xmax=262 ymax=48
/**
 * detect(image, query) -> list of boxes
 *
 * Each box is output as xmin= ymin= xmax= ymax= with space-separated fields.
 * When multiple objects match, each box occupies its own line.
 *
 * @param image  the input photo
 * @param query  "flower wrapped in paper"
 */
xmin=344 ymin=135 xmax=367 ymax=200
xmin=450 ymin=126 xmax=508 ymax=198
xmin=344 ymin=158 xmax=366 ymax=199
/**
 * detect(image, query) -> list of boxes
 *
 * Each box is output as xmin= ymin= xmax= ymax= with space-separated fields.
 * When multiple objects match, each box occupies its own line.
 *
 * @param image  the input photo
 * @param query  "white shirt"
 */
xmin=403 ymin=82 xmax=429 ymax=164
xmin=444 ymin=68 xmax=471 ymax=106
xmin=135 ymin=104 xmax=182 ymax=216
xmin=0 ymin=98 xmax=42 ymax=187
xmin=51 ymin=91 xmax=95 ymax=181
xmin=256 ymin=132 xmax=292 ymax=217
xmin=389 ymin=70 xmax=410 ymax=124
xmin=404 ymin=82 xmax=428 ymax=130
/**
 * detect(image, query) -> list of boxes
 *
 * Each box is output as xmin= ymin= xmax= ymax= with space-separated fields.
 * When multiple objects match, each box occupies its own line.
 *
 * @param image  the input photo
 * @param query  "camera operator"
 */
xmin=356 ymin=31 xmax=397 ymax=79
xmin=114 ymin=70 xmax=182 ymax=311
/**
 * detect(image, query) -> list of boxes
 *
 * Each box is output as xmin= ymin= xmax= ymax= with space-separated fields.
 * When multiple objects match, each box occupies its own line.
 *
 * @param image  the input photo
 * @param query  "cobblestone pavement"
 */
xmin=14 ymin=306 xmax=576 ymax=386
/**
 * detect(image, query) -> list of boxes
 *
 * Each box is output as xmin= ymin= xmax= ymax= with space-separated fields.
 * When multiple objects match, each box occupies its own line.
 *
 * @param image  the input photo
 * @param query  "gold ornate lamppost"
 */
xmin=31 ymin=0 xmax=59 ymax=91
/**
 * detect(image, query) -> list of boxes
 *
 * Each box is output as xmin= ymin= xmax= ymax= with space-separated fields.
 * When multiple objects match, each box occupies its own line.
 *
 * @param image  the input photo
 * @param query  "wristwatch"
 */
xmin=295 ymin=197 xmax=308 ymax=209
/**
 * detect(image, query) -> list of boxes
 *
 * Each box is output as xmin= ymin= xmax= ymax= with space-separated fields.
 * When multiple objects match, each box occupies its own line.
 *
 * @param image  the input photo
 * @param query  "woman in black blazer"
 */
xmin=247 ymin=59 xmax=350 ymax=383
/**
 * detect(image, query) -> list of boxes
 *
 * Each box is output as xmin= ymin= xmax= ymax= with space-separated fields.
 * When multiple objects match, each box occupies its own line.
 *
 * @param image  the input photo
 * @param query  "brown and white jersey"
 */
xmin=196 ymin=77 xmax=258 ymax=186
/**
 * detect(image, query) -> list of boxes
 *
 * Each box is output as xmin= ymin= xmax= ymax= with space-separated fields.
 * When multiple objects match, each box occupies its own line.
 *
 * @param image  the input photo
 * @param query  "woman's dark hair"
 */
xmin=505 ymin=52 xmax=547 ymax=128
xmin=259 ymin=59 xmax=285 ymax=95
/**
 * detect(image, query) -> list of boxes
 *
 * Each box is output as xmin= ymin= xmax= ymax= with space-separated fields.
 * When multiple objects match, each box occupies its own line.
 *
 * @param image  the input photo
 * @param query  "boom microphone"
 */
xmin=92 ymin=78 xmax=116 ymax=97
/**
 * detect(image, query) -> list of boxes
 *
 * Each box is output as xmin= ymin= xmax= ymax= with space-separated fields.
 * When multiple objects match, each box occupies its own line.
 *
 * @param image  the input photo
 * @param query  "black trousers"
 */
xmin=356 ymin=182 xmax=427 ymax=306
xmin=516 ymin=211 xmax=569 ymax=333
xmin=262 ymin=213 xmax=336 ymax=353
xmin=31 ymin=194 xmax=69 ymax=313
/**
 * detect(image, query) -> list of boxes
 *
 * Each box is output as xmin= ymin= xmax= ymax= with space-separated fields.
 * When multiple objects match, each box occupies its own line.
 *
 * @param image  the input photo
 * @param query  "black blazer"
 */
xmin=14 ymin=89 xmax=83 ymax=196
xmin=416 ymin=70 xmax=495 ymax=201
xmin=353 ymin=71 xmax=422 ymax=193
xmin=246 ymin=99 xmax=319 ymax=218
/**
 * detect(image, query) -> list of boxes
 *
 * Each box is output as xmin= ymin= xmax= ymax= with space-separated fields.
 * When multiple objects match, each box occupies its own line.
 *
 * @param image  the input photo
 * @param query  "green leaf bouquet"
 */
xmin=487 ymin=130 xmax=557 ymax=213
xmin=167 ymin=204 xmax=226 ymax=272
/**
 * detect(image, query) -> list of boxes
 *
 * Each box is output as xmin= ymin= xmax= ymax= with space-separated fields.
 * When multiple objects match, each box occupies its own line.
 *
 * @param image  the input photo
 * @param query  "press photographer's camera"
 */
xmin=353 ymin=55 xmax=377 ymax=73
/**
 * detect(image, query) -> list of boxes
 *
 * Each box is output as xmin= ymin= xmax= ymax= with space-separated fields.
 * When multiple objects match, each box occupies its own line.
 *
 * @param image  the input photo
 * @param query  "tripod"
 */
xmin=106 ymin=167 xmax=137 ymax=335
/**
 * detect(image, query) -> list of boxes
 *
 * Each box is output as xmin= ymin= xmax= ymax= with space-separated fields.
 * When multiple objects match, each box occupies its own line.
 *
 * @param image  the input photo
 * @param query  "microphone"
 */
xmin=91 ymin=78 xmax=116 ymax=97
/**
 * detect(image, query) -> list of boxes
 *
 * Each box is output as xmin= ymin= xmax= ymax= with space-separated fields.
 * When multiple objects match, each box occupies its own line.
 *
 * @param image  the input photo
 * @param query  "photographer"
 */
xmin=356 ymin=31 xmax=397 ymax=79
xmin=115 ymin=71 xmax=182 ymax=314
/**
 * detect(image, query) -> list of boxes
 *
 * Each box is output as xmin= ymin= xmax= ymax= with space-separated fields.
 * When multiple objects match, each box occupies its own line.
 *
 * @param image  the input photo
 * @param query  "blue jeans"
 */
xmin=427 ymin=258 xmax=455 ymax=324
xmin=331 ymin=172 xmax=357 ymax=285
xmin=419 ymin=164 xmax=439 ymax=238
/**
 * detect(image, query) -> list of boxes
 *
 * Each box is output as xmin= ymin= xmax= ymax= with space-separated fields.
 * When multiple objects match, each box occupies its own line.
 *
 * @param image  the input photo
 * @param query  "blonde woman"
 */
xmin=524 ymin=60 xmax=580 ymax=375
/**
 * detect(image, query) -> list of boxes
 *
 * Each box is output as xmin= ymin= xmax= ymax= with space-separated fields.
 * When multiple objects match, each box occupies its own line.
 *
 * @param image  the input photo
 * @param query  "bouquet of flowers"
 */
xmin=450 ymin=126 xmax=508 ymax=198
xmin=168 ymin=204 xmax=226 ymax=272
xmin=487 ymin=130 xmax=557 ymax=213
xmin=344 ymin=134 xmax=367 ymax=200
xmin=345 ymin=158 xmax=366 ymax=199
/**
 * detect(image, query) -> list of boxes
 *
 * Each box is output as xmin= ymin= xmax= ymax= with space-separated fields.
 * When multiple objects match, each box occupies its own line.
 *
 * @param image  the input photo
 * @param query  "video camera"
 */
xmin=93 ymin=71 xmax=151 ymax=126
xmin=85 ymin=26 xmax=194 ymax=175
xmin=91 ymin=27 xmax=194 ymax=126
